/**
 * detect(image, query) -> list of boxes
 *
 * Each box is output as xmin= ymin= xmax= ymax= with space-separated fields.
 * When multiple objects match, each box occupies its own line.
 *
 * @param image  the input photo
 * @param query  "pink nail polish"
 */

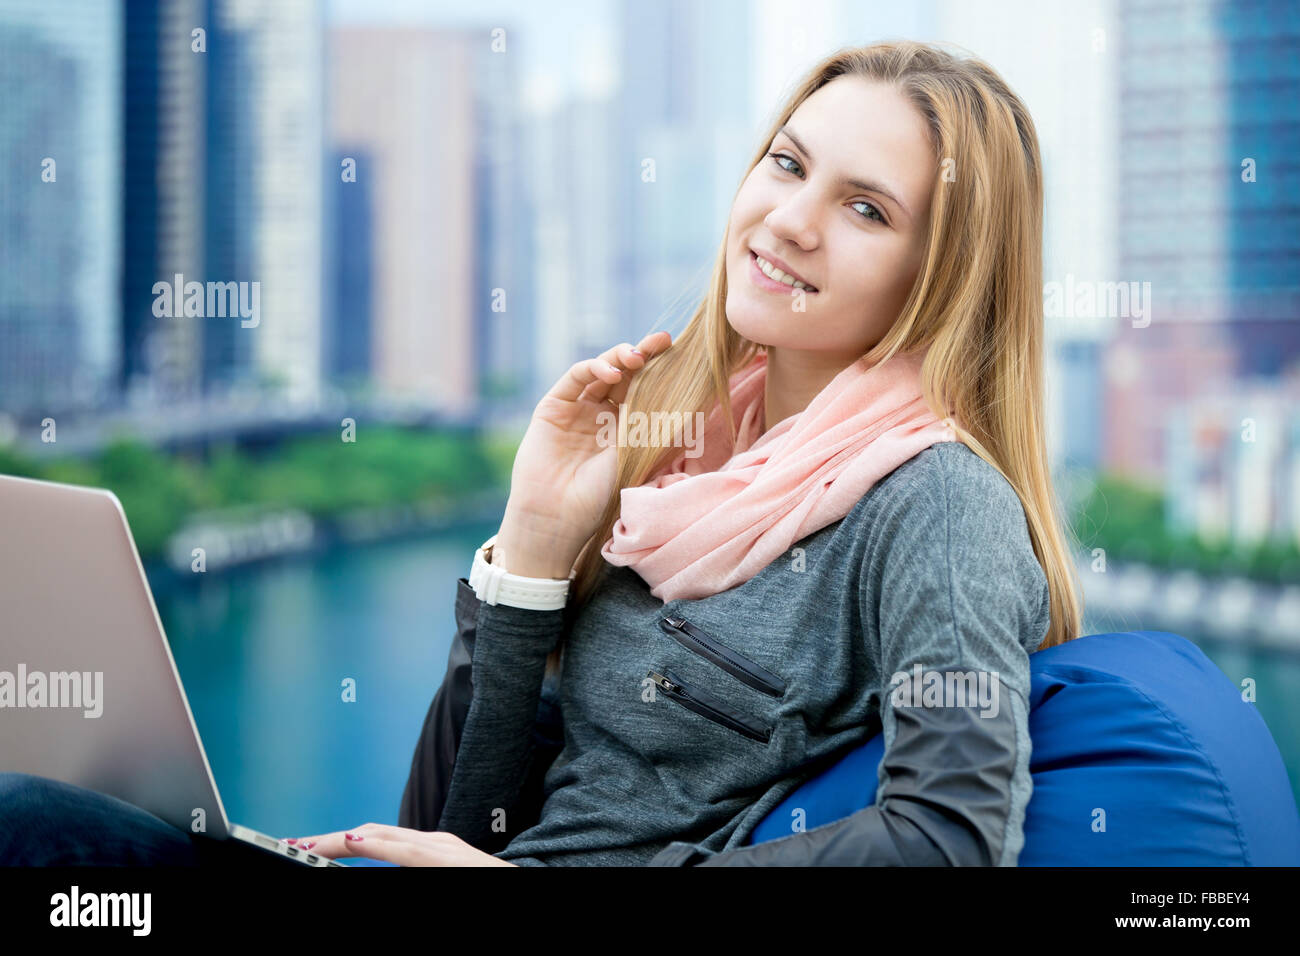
xmin=285 ymin=838 xmax=298 ymax=844
xmin=345 ymin=832 xmax=363 ymax=841
xmin=630 ymin=348 xmax=643 ymax=355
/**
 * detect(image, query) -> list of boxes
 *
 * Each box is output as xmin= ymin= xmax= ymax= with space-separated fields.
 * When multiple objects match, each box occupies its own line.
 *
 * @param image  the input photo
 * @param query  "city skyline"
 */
xmin=1 ymin=0 xmax=1298 ymax=549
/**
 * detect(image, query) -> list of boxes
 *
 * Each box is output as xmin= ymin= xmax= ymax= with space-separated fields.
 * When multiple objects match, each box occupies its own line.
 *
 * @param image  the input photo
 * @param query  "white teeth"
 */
xmin=754 ymin=253 xmax=815 ymax=291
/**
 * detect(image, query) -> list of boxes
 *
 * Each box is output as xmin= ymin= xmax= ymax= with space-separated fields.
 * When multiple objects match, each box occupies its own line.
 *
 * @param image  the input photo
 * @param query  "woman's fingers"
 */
xmin=575 ymin=342 xmax=639 ymax=406
xmin=284 ymin=831 xmax=404 ymax=864
xmin=611 ymin=330 xmax=673 ymax=403
xmin=550 ymin=331 xmax=671 ymax=405
xmin=284 ymin=822 xmax=400 ymax=859
xmin=283 ymin=832 xmax=344 ymax=857
xmin=549 ymin=352 xmax=627 ymax=405
xmin=335 ymin=834 xmax=430 ymax=867
xmin=281 ymin=825 xmax=513 ymax=867
xmin=575 ymin=331 xmax=672 ymax=406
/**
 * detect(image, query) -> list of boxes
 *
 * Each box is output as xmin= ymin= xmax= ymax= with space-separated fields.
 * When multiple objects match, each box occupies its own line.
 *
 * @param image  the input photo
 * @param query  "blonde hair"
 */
xmin=548 ymin=39 xmax=1084 ymax=680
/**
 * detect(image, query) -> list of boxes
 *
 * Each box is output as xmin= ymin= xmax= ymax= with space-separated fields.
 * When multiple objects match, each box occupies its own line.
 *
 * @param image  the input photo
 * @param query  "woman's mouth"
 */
xmin=748 ymin=250 xmax=818 ymax=295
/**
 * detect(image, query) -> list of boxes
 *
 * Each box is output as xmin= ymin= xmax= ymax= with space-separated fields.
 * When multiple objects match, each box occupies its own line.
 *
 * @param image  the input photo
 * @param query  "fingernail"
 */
xmin=304 ymin=841 xmax=317 ymax=850
xmin=630 ymin=348 xmax=643 ymax=355
xmin=607 ymin=363 xmax=620 ymax=372
xmin=285 ymin=838 xmax=298 ymax=844
xmin=345 ymin=833 xmax=363 ymax=841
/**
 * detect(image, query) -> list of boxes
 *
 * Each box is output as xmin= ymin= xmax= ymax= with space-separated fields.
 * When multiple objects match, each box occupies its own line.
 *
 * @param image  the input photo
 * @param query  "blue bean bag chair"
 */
xmin=750 ymin=630 xmax=1300 ymax=865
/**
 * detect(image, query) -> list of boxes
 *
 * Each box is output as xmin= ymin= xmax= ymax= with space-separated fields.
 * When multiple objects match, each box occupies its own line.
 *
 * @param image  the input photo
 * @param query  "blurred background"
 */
xmin=1 ymin=0 xmax=1298 ymax=847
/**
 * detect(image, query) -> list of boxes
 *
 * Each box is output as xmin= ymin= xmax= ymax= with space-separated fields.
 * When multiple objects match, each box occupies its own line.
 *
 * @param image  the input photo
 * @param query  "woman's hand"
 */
xmin=493 ymin=330 xmax=673 ymax=579
xmin=283 ymin=824 xmax=518 ymax=867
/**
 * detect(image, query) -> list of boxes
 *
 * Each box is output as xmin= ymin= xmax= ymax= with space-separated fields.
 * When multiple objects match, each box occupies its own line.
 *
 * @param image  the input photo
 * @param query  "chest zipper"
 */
xmin=647 ymin=668 xmax=772 ymax=744
xmin=658 ymin=616 xmax=787 ymax=698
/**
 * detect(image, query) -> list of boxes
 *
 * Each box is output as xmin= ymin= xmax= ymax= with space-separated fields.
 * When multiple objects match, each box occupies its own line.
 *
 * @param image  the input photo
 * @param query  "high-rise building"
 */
xmin=121 ymin=0 xmax=205 ymax=407
xmin=468 ymin=28 xmax=535 ymax=418
xmin=0 ymin=0 xmax=122 ymax=416
xmin=328 ymin=26 xmax=478 ymax=413
xmin=1104 ymin=0 xmax=1300 ymax=480
xmin=245 ymin=0 xmax=326 ymax=406
xmin=203 ymin=0 xmax=325 ymax=405
xmin=200 ymin=0 xmax=258 ymax=396
xmin=326 ymin=145 xmax=372 ymax=388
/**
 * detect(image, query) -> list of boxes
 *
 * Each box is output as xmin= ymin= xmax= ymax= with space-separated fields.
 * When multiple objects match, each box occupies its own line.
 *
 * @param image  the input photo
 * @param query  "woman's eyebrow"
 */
xmin=778 ymin=124 xmax=911 ymax=221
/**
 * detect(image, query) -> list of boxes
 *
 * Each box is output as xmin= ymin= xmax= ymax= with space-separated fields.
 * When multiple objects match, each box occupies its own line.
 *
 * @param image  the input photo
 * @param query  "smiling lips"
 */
xmin=749 ymin=249 xmax=819 ymax=294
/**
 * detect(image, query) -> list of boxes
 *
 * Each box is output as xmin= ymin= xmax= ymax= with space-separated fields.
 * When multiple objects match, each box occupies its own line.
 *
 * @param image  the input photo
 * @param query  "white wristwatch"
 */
xmin=468 ymin=534 xmax=574 ymax=610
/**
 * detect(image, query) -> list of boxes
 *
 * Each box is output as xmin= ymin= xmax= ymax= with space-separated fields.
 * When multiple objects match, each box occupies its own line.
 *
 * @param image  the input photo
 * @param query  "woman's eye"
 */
xmin=851 ymin=200 xmax=885 ymax=224
xmin=767 ymin=151 xmax=801 ymax=176
xmin=767 ymin=151 xmax=886 ymax=225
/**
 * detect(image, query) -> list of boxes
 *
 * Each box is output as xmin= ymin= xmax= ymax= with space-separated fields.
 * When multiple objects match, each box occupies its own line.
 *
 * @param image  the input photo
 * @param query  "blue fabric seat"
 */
xmin=748 ymin=630 xmax=1300 ymax=865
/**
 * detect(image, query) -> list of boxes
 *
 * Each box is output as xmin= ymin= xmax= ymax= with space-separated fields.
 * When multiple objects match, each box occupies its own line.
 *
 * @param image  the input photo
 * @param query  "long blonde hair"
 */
xmin=549 ymin=39 xmax=1084 ymax=681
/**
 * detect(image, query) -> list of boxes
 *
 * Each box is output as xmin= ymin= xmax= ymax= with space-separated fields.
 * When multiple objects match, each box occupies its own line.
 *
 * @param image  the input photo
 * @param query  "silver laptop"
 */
xmin=0 ymin=472 xmax=346 ymax=867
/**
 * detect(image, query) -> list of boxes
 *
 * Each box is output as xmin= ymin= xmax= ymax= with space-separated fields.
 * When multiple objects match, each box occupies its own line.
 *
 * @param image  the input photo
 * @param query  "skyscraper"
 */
xmin=202 ymin=0 xmax=326 ymax=405
xmin=328 ymin=26 xmax=478 ymax=413
xmin=1104 ymin=0 xmax=1300 ymax=480
xmin=122 ymin=0 xmax=205 ymax=407
xmin=0 ymin=0 xmax=122 ymax=416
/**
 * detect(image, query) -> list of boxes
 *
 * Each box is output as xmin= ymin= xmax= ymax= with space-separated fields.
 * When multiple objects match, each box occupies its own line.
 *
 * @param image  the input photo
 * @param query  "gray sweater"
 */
xmin=434 ymin=441 xmax=1052 ymax=865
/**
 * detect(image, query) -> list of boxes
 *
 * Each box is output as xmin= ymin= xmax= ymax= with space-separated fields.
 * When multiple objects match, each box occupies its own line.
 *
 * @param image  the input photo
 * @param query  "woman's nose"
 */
xmin=764 ymin=201 xmax=818 ymax=251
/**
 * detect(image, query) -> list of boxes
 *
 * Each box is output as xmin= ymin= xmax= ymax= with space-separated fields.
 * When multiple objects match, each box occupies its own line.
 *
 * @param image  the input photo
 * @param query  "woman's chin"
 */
xmin=725 ymin=305 xmax=796 ymax=350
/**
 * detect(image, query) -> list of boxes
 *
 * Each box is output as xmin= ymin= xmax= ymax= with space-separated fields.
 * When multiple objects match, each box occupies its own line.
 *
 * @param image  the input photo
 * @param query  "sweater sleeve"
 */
xmin=433 ymin=595 xmax=568 ymax=854
xmin=649 ymin=447 xmax=1051 ymax=866
xmin=860 ymin=448 xmax=1049 ymax=866
xmin=398 ymin=578 xmax=566 ymax=834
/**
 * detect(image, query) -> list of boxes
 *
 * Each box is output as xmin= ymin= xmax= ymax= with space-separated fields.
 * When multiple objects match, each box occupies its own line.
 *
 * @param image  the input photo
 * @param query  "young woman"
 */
xmin=0 ymin=39 xmax=1083 ymax=867
xmin=284 ymin=39 xmax=1085 ymax=867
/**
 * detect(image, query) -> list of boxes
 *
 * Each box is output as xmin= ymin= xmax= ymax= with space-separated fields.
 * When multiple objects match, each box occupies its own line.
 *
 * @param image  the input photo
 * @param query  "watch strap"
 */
xmin=469 ymin=534 xmax=573 ymax=610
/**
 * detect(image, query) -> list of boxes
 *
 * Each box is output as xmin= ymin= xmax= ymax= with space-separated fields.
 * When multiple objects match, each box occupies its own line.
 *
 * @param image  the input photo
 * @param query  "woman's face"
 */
xmin=726 ymin=76 xmax=936 ymax=359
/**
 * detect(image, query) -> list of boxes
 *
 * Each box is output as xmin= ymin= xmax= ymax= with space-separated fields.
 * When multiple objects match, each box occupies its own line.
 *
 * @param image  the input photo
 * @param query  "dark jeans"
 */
xmin=0 ymin=772 xmax=288 ymax=867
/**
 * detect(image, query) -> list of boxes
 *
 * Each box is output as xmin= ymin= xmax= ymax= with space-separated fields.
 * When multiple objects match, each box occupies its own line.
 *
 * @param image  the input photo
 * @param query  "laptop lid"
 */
xmin=0 ymin=473 xmax=232 ymax=839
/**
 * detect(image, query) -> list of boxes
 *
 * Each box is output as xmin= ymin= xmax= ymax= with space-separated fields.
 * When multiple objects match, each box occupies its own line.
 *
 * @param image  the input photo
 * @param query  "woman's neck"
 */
xmin=761 ymin=348 xmax=860 ymax=437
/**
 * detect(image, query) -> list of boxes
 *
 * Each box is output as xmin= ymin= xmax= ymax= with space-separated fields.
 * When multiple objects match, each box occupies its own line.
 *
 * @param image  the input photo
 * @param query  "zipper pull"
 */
xmin=646 ymin=670 xmax=677 ymax=692
xmin=662 ymin=616 xmax=686 ymax=631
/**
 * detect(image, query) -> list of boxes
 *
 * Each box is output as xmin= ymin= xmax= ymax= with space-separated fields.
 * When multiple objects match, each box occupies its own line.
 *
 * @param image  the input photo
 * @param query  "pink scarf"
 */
xmin=600 ymin=346 xmax=960 ymax=602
